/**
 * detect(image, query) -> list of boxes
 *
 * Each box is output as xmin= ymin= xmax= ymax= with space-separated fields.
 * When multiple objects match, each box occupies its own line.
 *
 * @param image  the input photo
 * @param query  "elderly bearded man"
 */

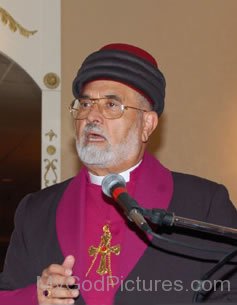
xmin=0 ymin=43 xmax=237 ymax=305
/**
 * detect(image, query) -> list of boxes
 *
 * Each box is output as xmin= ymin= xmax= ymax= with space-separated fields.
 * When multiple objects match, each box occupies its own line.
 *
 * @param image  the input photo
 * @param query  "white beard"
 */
xmin=76 ymin=122 xmax=140 ymax=168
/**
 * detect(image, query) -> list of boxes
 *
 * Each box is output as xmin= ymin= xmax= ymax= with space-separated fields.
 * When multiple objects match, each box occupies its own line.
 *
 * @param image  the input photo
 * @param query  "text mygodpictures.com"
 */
xmin=37 ymin=276 xmax=230 ymax=293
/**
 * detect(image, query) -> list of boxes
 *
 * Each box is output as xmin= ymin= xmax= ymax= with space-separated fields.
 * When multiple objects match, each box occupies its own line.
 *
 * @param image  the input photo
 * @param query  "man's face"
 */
xmin=74 ymin=80 xmax=156 ymax=175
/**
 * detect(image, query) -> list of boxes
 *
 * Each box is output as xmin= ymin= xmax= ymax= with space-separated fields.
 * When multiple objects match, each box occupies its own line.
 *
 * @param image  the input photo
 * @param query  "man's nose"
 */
xmin=86 ymin=102 xmax=103 ymax=123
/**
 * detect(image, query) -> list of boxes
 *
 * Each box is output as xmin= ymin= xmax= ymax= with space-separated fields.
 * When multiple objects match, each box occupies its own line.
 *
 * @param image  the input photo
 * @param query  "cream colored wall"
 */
xmin=61 ymin=0 xmax=237 ymax=206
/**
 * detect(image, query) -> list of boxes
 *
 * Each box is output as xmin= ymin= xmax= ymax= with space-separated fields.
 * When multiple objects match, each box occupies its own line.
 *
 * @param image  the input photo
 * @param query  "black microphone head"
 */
xmin=102 ymin=174 xmax=126 ymax=198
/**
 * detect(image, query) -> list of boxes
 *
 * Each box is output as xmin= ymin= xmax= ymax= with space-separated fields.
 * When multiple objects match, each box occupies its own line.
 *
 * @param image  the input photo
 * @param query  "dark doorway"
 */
xmin=0 ymin=52 xmax=41 ymax=270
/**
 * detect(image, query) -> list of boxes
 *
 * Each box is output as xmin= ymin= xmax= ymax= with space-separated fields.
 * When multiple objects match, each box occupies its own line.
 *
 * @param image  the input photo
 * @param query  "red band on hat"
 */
xmin=101 ymin=43 xmax=158 ymax=67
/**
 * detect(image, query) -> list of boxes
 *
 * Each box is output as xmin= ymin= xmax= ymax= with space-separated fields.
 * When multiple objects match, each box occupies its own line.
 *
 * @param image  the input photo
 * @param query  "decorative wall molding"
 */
xmin=45 ymin=129 xmax=57 ymax=142
xmin=0 ymin=6 xmax=37 ymax=37
xmin=0 ymin=0 xmax=61 ymax=189
xmin=43 ymin=72 xmax=60 ymax=89
xmin=44 ymin=159 xmax=58 ymax=187
xmin=43 ymin=129 xmax=58 ymax=187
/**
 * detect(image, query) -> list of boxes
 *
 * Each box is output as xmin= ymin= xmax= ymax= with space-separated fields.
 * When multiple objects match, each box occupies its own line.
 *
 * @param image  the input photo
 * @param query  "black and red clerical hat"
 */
xmin=72 ymin=43 xmax=166 ymax=117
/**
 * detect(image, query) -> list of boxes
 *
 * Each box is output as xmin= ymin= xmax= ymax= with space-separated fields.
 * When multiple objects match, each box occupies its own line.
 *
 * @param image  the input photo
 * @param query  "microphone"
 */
xmin=102 ymin=174 xmax=152 ymax=233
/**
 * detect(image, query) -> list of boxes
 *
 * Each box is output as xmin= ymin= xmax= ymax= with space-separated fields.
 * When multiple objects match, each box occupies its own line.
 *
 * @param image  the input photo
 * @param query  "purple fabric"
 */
xmin=0 ymin=284 xmax=37 ymax=304
xmin=56 ymin=152 xmax=173 ymax=304
xmin=116 ymin=152 xmax=174 ymax=279
xmin=83 ymin=183 xmax=126 ymax=305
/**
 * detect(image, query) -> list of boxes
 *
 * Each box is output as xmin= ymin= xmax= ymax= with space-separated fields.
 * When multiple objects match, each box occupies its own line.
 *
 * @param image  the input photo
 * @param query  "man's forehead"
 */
xmin=81 ymin=80 xmax=137 ymax=97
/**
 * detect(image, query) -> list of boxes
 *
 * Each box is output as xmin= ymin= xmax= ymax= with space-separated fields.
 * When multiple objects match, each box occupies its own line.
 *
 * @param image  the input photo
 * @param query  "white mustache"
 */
xmin=82 ymin=123 xmax=108 ymax=140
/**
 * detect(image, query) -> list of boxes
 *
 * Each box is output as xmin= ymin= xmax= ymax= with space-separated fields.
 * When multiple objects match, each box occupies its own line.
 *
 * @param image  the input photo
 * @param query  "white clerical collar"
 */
xmin=89 ymin=160 xmax=142 ymax=186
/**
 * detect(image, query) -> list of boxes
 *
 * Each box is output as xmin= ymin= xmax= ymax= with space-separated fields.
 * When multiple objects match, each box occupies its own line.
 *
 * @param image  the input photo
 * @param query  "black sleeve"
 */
xmin=168 ymin=174 xmax=237 ymax=303
xmin=207 ymin=183 xmax=237 ymax=227
xmin=0 ymin=182 xmax=66 ymax=290
xmin=199 ymin=183 xmax=237 ymax=302
xmin=0 ymin=182 xmax=71 ymax=304
xmin=0 ymin=194 xmax=36 ymax=289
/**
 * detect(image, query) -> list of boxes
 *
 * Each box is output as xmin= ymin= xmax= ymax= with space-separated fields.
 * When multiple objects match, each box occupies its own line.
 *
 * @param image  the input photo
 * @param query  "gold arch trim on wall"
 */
xmin=0 ymin=6 xmax=37 ymax=38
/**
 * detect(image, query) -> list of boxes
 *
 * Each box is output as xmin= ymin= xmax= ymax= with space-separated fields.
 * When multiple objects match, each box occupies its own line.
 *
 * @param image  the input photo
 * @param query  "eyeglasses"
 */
xmin=69 ymin=96 xmax=148 ymax=120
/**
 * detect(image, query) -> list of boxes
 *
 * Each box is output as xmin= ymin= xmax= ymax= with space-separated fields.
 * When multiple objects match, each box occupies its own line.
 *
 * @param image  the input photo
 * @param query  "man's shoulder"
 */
xmin=172 ymin=171 xmax=221 ymax=192
xmin=16 ymin=178 xmax=73 ymax=217
xmin=170 ymin=171 xmax=229 ymax=211
xmin=169 ymin=171 xmax=236 ymax=221
xmin=33 ymin=178 xmax=72 ymax=198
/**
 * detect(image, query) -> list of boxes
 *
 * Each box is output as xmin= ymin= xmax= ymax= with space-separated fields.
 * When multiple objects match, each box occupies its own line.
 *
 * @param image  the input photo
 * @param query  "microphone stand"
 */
xmin=140 ymin=208 xmax=237 ymax=303
xmin=142 ymin=208 xmax=237 ymax=240
xmin=102 ymin=174 xmax=237 ymax=302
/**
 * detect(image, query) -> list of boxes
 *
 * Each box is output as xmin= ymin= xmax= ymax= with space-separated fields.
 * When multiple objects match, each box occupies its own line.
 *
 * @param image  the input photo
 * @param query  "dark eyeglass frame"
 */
xmin=69 ymin=97 xmax=148 ymax=120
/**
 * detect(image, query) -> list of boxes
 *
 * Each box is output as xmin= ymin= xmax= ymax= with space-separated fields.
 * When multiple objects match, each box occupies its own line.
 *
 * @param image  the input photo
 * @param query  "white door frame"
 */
xmin=0 ymin=0 xmax=61 ymax=188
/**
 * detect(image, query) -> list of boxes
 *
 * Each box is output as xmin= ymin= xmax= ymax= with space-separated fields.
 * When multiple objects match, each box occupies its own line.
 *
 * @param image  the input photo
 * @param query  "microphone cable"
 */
xmin=192 ymin=248 xmax=237 ymax=302
xmin=102 ymin=173 xmax=237 ymax=303
xmin=102 ymin=173 xmax=235 ymax=256
xmin=149 ymin=231 xmax=230 ymax=255
xmin=149 ymin=231 xmax=237 ymax=302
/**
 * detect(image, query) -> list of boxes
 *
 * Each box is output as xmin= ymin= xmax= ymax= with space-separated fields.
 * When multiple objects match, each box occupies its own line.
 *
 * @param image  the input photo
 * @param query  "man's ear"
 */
xmin=141 ymin=111 xmax=158 ymax=142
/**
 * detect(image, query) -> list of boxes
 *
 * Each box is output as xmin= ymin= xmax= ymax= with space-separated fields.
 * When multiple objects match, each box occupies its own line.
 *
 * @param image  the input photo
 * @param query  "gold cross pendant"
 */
xmin=86 ymin=224 xmax=120 ymax=286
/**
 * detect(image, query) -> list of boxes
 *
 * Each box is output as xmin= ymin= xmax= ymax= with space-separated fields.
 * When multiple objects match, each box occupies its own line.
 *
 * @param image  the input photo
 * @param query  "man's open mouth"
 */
xmin=86 ymin=132 xmax=106 ymax=142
